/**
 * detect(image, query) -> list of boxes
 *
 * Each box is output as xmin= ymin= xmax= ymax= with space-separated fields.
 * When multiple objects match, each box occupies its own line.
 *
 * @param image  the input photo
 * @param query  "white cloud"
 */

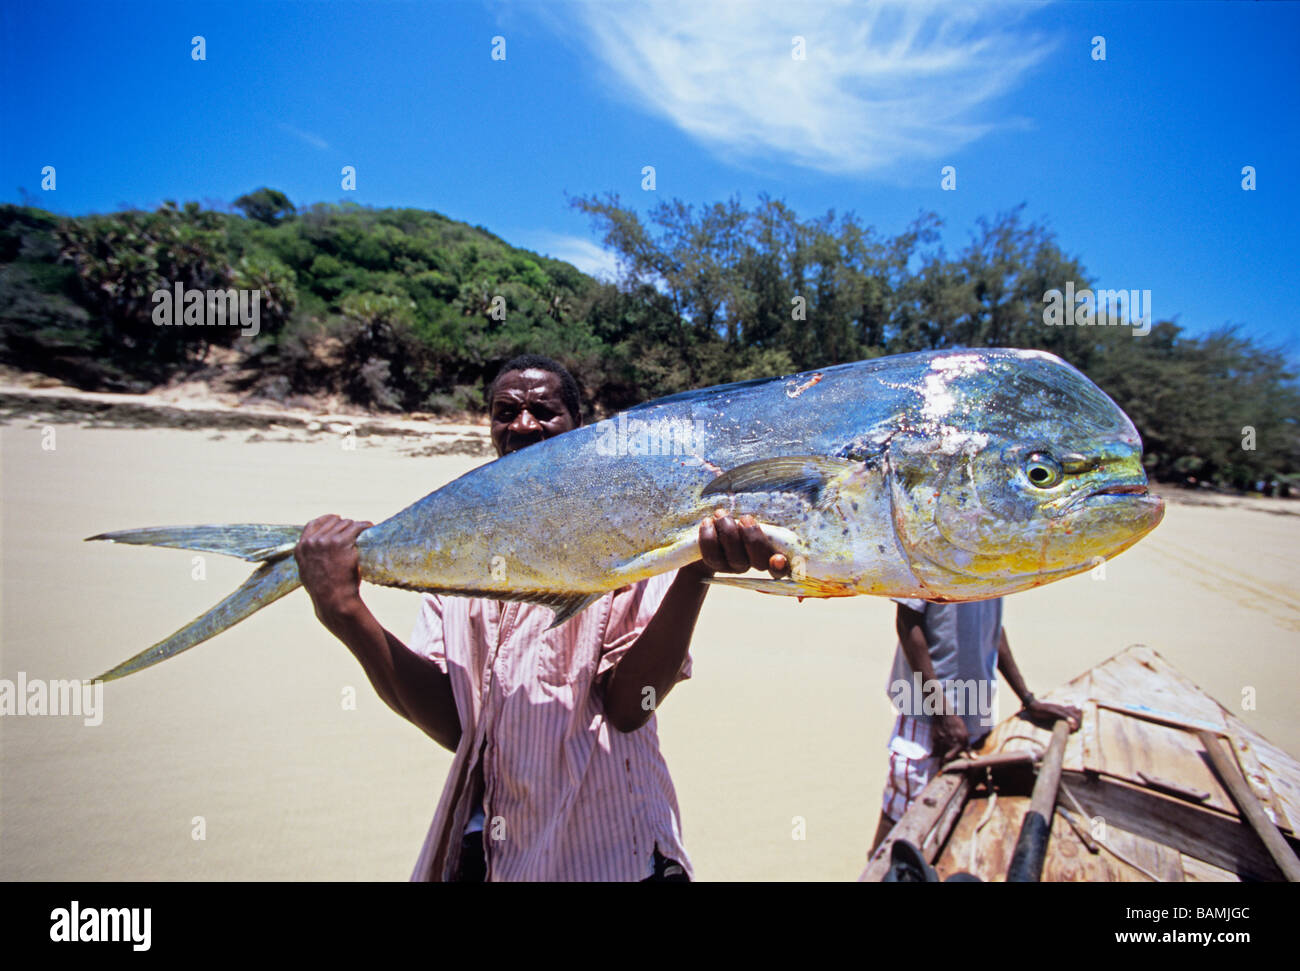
xmin=516 ymin=230 xmax=622 ymax=281
xmin=277 ymin=122 xmax=330 ymax=151
xmin=555 ymin=0 xmax=1050 ymax=175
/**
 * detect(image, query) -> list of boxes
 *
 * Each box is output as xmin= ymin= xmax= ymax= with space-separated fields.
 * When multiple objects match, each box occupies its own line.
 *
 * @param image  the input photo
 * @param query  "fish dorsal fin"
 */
xmin=701 ymin=455 xmax=861 ymax=505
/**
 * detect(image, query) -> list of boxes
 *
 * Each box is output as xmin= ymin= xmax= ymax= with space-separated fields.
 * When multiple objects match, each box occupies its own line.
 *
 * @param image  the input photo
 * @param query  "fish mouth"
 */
xmin=1089 ymin=482 xmax=1150 ymax=497
xmin=1058 ymin=478 xmax=1163 ymax=517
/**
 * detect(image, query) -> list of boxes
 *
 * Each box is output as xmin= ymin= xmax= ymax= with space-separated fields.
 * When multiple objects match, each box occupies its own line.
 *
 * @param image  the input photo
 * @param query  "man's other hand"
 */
xmin=695 ymin=509 xmax=790 ymax=578
xmin=1023 ymin=699 xmax=1083 ymax=732
xmin=933 ymin=713 xmax=970 ymax=763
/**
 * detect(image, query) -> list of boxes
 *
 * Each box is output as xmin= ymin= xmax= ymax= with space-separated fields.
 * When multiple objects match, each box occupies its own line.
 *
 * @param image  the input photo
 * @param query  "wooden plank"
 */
xmin=1063 ymin=771 xmax=1288 ymax=881
xmin=935 ymin=791 xmax=1026 ymax=881
xmin=1230 ymin=732 xmax=1285 ymax=829
xmin=1062 ymin=717 xmax=1086 ymax=773
xmin=1080 ymin=698 xmax=1099 ymax=771
xmin=1181 ymin=854 xmax=1242 ymax=883
xmin=1198 ymin=730 xmax=1300 ymax=882
xmin=989 ymin=721 xmax=1052 ymax=756
xmin=1096 ymin=701 xmax=1224 ymax=735
xmin=1104 ymin=826 xmax=1185 ymax=883
xmin=923 ymin=773 xmax=973 ymax=858
xmin=1092 ymin=825 xmax=1147 ymax=881
xmin=859 ymin=772 xmax=968 ymax=881
xmin=1094 ymin=707 xmax=1234 ymax=814
xmin=1088 ymin=648 xmax=1227 ymax=731
xmin=1032 ymin=809 xmax=1081 ymax=881
xmin=932 ymin=795 xmax=985 ymax=879
xmin=1041 ymin=809 xmax=1120 ymax=882
xmin=1248 ymin=734 xmax=1300 ymax=835
xmin=1105 ymin=707 xmax=1236 ymax=810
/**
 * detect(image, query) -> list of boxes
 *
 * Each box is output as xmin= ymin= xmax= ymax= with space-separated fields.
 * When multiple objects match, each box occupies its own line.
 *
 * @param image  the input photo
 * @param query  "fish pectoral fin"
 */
xmin=544 ymin=593 xmax=604 ymax=629
xmin=701 ymin=575 xmax=854 ymax=598
xmin=702 ymin=456 xmax=862 ymax=506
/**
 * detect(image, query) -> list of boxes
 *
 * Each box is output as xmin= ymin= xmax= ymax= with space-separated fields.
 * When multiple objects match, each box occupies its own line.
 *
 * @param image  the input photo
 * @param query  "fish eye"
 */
xmin=1024 ymin=453 xmax=1063 ymax=488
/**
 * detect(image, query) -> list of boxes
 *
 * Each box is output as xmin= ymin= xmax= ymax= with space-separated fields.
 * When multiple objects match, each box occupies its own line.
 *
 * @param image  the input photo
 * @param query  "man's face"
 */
xmin=490 ymin=368 xmax=577 ymax=457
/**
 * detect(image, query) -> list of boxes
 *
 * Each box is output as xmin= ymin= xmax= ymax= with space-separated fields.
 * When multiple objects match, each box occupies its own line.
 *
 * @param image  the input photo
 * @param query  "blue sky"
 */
xmin=3 ymin=0 xmax=1297 ymax=355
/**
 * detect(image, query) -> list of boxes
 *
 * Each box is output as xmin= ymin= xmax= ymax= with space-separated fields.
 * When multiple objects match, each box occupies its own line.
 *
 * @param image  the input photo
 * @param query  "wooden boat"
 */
xmin=861 ymin=645 xmax=1300 ymax=882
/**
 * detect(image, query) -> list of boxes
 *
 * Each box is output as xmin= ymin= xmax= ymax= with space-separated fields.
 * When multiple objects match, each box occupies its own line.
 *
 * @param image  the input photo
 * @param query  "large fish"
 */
xmin=89 ymin=347 xmax=1163 ymax=681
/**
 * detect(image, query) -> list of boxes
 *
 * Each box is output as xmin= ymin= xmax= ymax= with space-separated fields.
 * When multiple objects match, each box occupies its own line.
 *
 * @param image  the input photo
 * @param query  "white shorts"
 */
xmin=881 ymin=715 xmax=938 ymax=823
xmin=880 ymin=715 xmax=989 ymax=823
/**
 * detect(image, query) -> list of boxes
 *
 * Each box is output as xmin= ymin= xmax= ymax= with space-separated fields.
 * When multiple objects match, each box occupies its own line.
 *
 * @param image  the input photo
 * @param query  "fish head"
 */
xmin=886 ymin=349 xmax=1164 ymax=598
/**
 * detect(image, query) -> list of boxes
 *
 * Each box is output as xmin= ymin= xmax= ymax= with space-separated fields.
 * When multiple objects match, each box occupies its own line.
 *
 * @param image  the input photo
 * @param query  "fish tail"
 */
xmin=90 ymin=556 xmax=302 ymax=682
xmin=86 ymin=524 xmax=305 ymax=562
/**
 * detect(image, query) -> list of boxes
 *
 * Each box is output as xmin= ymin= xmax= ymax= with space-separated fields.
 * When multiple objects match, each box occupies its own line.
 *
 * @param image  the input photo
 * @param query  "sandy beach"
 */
xmin=2 ymin=400 xmax=1297 ymax=881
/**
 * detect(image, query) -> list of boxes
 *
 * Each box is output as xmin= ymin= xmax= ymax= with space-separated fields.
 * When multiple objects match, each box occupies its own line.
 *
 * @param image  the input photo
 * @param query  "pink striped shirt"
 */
xmin=407 ymin=571 xmax=693 ymax=881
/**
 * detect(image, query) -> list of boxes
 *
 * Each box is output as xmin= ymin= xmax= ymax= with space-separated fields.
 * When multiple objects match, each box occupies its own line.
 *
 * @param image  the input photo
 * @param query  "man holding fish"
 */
xmin=91 ymin=346 xmax=1163 ymax=879
xmin=294 ymin=355 xmax=788 ymax=881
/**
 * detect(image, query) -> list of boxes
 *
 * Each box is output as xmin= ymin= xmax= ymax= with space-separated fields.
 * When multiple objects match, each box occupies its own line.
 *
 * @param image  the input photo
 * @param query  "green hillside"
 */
xmin=1 ymin=190 xmax=1296 ymax=488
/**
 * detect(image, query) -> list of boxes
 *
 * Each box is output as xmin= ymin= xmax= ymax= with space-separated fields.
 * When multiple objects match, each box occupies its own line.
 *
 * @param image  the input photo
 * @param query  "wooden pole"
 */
xmin=1197 ymin=730 xmax=1300 ymax=882
xmin=942 ymin=750 xmax=1036 ymax=774
xmin=1006 ymin=720 xmax=1070 ymax=882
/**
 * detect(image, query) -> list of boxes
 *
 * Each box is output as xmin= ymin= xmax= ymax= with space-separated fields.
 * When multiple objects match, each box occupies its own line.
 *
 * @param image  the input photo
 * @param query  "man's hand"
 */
xmin=294 ymin=515 xmax=374 ymax=622
xmin=1022 ymin=699 xmax=1083 ymax=732
xmin=932 ymin=713 xmax=970 ymax=763
xmin=694 ymin=509 xmax=790 ymax=578
xmin=997 ymin=629 xmax=1082 ymax=733
xmin=293 ymin=514 xmax=459 ymax=750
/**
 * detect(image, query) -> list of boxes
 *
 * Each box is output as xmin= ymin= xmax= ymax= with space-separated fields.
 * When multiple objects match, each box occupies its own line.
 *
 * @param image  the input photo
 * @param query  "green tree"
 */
xmin=233 ymin=188 xmax=297 ymax=226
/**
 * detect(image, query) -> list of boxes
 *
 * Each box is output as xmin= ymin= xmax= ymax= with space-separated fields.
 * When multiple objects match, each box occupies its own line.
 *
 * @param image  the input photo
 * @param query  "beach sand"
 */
xmin=2 ymin=417 xmax=1297 ymax=881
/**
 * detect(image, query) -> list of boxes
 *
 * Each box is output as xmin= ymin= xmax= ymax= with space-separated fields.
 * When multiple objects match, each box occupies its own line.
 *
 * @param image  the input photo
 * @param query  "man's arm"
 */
xmin=995 ymin=627 xmax=1081 ymax=731
xmin=295 ymin=515 xmax=462 ymax=751
xmin=896 ymin=603 xmax=969 ymax=761
xmin=603 ymin=511 xmax=786 ymax=733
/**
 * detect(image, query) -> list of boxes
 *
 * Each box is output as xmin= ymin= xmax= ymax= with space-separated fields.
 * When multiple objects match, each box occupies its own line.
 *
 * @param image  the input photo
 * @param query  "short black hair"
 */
xmin=488 ymin=354 xmax=583 ymax=424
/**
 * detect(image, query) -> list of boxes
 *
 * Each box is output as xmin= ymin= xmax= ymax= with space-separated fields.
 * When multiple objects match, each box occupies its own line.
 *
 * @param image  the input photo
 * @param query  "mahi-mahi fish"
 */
xmin=88 ymin=347 xmax=1163 ymax=681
